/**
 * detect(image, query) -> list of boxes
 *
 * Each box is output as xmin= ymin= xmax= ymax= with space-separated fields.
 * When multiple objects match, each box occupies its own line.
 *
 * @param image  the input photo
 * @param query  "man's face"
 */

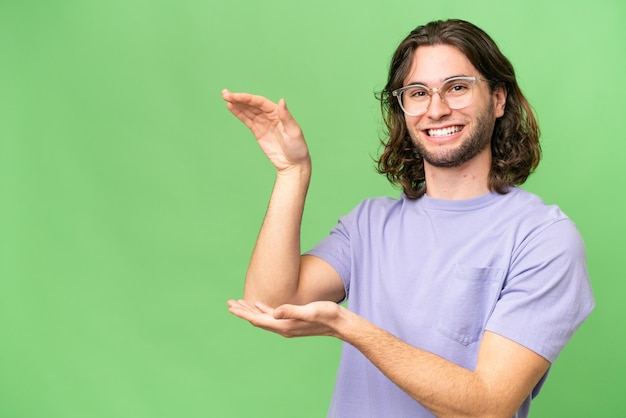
xmin=403 ymin=44 xmax=506 ymax=169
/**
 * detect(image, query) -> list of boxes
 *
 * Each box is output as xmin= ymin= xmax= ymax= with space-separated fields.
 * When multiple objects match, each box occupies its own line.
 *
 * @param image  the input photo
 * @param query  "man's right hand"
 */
xmin=222 ymin=90 xmax=311 ymax=174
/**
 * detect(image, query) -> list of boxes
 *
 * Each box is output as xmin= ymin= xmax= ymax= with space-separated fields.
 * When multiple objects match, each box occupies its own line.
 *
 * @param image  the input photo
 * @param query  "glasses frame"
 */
xmin=392 ymin=76 xmax=489 ymax=116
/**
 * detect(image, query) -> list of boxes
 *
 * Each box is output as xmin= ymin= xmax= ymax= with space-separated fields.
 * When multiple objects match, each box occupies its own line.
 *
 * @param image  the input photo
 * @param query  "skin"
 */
xmin=222 ymin=44 xmax=549 ymax=417
xmin=405 ymin=45 xmax=506 ymax=200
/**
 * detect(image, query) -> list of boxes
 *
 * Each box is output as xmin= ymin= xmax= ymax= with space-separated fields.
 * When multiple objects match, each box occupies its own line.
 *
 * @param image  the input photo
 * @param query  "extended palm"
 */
xmin=222 ymin=90 xmax=310 ymax=172
xmin=227 ymin=299 xmax=345 ymax=339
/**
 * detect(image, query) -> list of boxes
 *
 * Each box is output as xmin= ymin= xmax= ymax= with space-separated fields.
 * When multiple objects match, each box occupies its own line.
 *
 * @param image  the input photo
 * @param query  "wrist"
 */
xmin=332 ymin=305 xmax=362 ymax=342
xmin=277 ymin=158 xmax=311 ymax=176
xmin=276 ymin=160 xmax=312 ymax=184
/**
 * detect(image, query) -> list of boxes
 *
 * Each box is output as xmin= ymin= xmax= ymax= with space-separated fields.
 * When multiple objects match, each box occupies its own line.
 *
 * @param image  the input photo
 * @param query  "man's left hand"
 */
xmin=227 ymin=299 xmax=346 ymax=339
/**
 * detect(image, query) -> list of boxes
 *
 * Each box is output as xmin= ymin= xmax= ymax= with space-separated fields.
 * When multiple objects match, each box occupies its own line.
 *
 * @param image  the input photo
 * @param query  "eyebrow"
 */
xmin=404 ymin=74 xmax=473 ymax=87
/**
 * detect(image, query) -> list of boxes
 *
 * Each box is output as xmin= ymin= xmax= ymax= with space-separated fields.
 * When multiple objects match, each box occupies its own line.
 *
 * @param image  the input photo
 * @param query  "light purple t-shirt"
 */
xmin=306 ymin=187 xmax=594 ymax=418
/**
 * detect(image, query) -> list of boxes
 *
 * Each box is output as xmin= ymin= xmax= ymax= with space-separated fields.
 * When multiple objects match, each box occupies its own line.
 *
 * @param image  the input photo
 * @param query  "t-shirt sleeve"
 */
xmin=485 ymin=219 xmax=595 ymax=363
xmin=305 ymin=208 xmax=358 ymax=299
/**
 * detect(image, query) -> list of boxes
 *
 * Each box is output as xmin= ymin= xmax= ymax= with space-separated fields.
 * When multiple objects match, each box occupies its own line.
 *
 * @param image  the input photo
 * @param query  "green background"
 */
xmin=1 ymin=0 xmax=623 ymax=416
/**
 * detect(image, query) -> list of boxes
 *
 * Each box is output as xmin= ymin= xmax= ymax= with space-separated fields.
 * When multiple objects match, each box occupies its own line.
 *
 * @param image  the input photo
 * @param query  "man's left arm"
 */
xmin=227 ymin=300 xmax=550 ymax=418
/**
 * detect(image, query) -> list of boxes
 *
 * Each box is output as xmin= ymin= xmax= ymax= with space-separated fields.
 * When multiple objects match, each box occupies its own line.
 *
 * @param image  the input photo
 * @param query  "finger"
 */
xmin=225 ymin=100 xmax=279 ymax=136
xmin=227 ymin=303 xmax=250 ymax=320
xmin=222 ymin=90 xmax=258 ymax=117
xmin=223 ymin=90 xmax=276 ymax=112
xmin=229 ymin=305 xmax=295 ymax=334
xmin=225 ymin=101 xmax=263 ymax=128
xmin=227 ymin=299 xmax=250 ymax=309
xmin=273 ymin=304 xmax=302 ymax=320
xmin=222 ymin=89 xmax=254 ymax=104
xmin=228 ymin=303 xmax=264 ymax=323
xmin=277 ymin=99 xmax=303 ymax=138
xmin=227 ymin=299 xmax=260 ymax=317
xmin=254 ymin=301 xmax=278 ymax=314
xmin=237 ymin=299 xmax=265 ymax=313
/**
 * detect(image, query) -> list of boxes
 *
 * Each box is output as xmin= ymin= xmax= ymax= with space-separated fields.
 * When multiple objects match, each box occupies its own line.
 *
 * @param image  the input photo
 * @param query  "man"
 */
xmin=223 ymin=19 xmax=594 ymax=418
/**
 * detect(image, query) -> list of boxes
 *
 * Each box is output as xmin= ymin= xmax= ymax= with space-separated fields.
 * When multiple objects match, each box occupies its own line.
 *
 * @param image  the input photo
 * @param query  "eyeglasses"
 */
xmin=392 ymin=76 xmax=489 ymax=116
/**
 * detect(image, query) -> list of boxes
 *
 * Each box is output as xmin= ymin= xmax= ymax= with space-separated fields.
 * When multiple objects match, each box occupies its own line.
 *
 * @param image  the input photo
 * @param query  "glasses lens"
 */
xmin=399 ymin=86 xmax=430 ymax=116
xmin=441 ymin=78 xmax=474 ymax=109
xmin=395 ymin=77 xmax=478 ymax=116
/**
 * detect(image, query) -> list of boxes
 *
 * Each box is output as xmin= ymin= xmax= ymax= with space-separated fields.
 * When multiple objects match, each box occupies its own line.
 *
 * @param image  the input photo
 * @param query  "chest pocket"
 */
xmin=436 ymin=264 xmax=505 ymax=346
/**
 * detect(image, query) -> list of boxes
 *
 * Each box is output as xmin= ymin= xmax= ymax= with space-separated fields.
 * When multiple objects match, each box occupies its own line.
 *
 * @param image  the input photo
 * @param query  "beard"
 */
xmin=409 ymin=103 xmax=496 ymax=168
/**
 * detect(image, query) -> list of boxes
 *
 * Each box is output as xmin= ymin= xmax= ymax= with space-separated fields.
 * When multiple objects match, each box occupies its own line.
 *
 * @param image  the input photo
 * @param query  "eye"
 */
xmin=445 ymin=80 xmax=472 ymax=96
xmin=405 ymin=86 xmax=429 ymax=100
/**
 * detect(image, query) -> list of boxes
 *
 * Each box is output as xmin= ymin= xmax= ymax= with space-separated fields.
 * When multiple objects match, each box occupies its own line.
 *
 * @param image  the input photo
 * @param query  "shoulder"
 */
xmin=501 ymin=189 xmax=587 ymax=265
xmin=501 ymin=187 xmax=574 ymax=227
xmin=345 ymin=194 xmax=405 ymax=219
xmin=501 ymin=187 xmax=554 ymax=210
xmin=331 ymin=194 xmax=411 ymax=236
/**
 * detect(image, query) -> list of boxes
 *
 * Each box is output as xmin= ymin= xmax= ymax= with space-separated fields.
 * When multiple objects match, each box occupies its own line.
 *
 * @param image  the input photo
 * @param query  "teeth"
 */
xmin=428 ymin=126 xmax=462 ymax=137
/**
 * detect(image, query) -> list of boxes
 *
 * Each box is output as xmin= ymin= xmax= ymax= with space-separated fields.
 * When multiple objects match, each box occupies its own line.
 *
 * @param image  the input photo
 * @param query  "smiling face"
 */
xmin=404 ymin=44 xmax=506 ymax=169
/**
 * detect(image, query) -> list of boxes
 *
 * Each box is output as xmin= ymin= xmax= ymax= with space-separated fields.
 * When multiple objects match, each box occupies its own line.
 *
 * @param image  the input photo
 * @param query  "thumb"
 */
xmin=273 ymin=304 xmax=298 ymax=320
xmin=277 ymin=99 xmax=303 ymax=137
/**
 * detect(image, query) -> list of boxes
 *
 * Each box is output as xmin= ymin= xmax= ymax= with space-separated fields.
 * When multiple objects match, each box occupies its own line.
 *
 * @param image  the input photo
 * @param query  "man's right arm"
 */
xmin=222 ymin=90 xmax=345 ymax=307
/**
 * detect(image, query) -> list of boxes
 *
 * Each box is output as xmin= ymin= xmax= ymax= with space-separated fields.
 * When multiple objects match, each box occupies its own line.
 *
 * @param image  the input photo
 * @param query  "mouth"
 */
xmin=425 ymin=125 xmax=464 ymax=138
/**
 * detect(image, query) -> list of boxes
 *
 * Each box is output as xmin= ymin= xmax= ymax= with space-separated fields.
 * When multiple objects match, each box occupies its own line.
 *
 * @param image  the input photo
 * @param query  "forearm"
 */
xmin=244 ymin=164 xmax=311 ymax=306
xmin=335 ymin=310 xmax=517 ymax=418
xmin=230 ymin=299 xmax=546 ymax=416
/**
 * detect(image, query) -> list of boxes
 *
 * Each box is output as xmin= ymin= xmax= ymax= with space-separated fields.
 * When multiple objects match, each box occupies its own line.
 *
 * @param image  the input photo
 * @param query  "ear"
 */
xmin=493 ymin=85 xmax=507 ymax=118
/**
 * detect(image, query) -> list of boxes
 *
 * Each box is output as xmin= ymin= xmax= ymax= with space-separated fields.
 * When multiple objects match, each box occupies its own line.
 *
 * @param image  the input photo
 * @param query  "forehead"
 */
xmin=405 ymin=44 xmax=479 ymax=85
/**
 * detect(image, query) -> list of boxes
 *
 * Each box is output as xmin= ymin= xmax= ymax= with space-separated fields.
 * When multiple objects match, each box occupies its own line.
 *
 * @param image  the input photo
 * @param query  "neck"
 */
xmin=423 ymin=149 xmax=492 ymax=200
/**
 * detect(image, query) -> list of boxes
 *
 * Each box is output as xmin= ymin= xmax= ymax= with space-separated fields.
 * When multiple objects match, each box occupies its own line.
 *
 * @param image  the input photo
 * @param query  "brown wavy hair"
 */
xmin=377 ymin=19 xmax=541 ymax=199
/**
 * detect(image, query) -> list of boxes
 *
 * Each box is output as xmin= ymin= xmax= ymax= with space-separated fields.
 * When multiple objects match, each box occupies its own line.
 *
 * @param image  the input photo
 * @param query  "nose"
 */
xmin=424 ymin=91 xmax=452 ymax=120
